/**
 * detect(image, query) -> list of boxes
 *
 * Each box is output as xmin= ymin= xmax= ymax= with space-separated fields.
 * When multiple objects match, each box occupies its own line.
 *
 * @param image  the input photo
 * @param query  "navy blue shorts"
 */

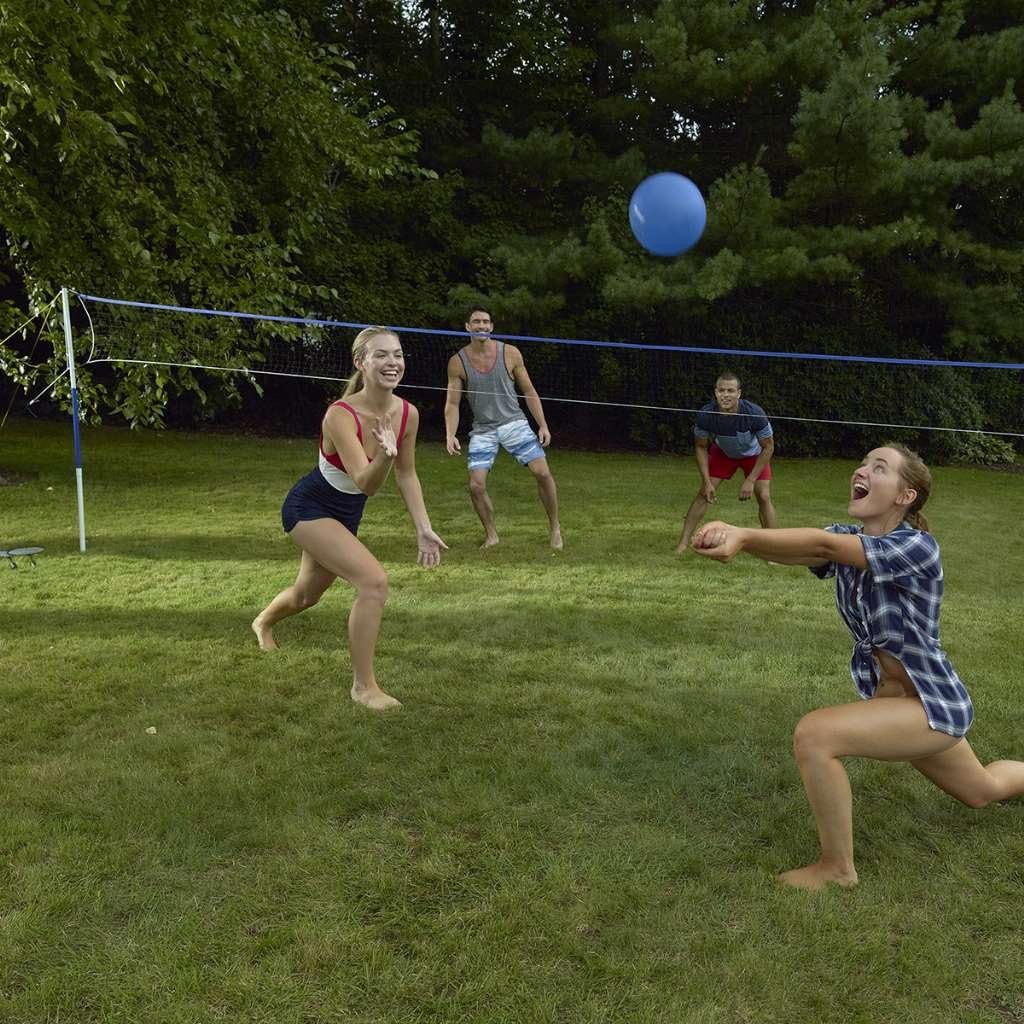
xmin=281 ymin=468 xmax=367 ymax=535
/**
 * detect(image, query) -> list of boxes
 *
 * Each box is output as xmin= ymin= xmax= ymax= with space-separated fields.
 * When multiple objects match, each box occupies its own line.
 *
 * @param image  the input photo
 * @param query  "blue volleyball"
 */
xmin=629 ymin=172 xmax=707 ymax=257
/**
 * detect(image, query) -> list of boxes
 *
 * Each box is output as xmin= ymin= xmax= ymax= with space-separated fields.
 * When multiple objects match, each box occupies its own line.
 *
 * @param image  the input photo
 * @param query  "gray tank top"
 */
xmin=459 ymin=341 xmax=524 ymax=432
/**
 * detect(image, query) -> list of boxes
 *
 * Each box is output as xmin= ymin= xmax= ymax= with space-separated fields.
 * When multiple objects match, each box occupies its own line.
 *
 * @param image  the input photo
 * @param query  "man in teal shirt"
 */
xmin=675 ymin=371 xmax=776 ymax=552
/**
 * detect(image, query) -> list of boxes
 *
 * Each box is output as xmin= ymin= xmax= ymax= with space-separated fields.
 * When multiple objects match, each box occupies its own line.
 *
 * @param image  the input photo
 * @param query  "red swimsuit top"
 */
xmin=319 ymin=398 xmax=411 ymax=473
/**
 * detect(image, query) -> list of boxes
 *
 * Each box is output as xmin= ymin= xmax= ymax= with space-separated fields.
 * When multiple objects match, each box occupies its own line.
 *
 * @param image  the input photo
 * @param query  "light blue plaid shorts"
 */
xmin=467 ymin=418 xmax=546 ymax=471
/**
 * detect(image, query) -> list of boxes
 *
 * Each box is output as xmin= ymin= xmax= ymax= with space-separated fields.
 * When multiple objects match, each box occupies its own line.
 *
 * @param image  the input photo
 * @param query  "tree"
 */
xmin=0 ymin=0 xmax=425 ymax=425
xmin=404 ymin=0 xmax=1024 ymax=450
xmin=493 ymin=0 xmax=1024 ymax=361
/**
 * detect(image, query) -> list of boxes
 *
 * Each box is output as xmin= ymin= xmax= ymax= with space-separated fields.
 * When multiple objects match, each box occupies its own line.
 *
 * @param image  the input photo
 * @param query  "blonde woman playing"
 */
xmin=692 ymin=443 xmax=1024 ymax=890
xmin=253 ymin=328 xmax=447 ymax=711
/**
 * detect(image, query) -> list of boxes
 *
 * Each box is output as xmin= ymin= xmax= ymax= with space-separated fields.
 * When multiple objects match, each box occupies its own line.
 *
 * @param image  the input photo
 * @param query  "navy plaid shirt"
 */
xmin=809 ymin=522 xmax=974 ymax=737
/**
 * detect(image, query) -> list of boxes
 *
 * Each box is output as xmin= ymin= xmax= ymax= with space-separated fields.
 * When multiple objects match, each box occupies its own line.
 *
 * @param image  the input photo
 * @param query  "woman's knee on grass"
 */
xmin=960 ymin=789 xmax=995 ymax=810
xmin=937 ymin=774 xmax=998 ymax=810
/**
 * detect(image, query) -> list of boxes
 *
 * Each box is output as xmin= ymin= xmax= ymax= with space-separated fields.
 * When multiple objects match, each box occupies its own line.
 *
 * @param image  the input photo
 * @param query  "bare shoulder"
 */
xmin=324 ymin=400 xmax=359 ymax=427
xmin=504 ymin=343 xmax=525 ymax=369
xmin=447 ymin=350 xmax=467 ymax=377
xmin=400 ymin=399 xmax=420 ymax=426
xmin=321 ymin=400 xmax=360 ymax=451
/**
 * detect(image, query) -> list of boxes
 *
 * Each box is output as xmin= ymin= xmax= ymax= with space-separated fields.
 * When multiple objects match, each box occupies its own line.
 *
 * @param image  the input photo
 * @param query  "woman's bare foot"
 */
xmin=480 ymin=534 xmax=499 ymax=549
xmin=351 ymin=683 xmax=402 ymax=711
xmin=251 ymin=616 xmax=278 ymax=651
xmin=674 ymin=541 xmax=687 ymax=554
xmin=777 ymin=861 xmax=858 ymax=891
xmin=550 ymin=525 xmax=563 ymax=551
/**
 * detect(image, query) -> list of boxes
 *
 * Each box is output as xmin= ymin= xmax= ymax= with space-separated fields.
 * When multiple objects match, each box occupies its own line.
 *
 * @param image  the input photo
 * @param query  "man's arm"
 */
xmin=738 ymin=435 xmax=774 ymax=500
xmin=509 ymin=345 xmax=550 ymax=446
xmin=694 ymin=436 xmax=715 ymax=502
xmin=444 ymin=354 xmax=465 ymax=455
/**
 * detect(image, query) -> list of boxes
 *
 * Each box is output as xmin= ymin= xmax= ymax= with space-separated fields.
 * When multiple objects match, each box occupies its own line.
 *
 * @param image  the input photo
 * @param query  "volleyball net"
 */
xmin=4 ymin=290 xmax=1021 ymax=551
xmin=61 ymin=292 xmax=1024 ymax=449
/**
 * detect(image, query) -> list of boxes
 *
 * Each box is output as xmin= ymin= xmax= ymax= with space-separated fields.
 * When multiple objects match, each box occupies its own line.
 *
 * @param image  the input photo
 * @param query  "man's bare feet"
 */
xmin=674 ymin=541 xmax=688 ymax=554
xmin=777 ymin=862 xmax=858 ymax=891
xmin=351 ymin=683 xmax=402 ymax=711
xmin=480 ymin=534 xmax=499 ymax=549
xmin=550 ymin=525 xmax=563 ymax=551
xmin=251 ymin=616 xmax=278 ymax=651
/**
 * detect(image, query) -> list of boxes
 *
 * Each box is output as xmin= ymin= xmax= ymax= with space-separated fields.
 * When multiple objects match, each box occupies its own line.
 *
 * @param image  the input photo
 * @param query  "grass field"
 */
xmin=1 ymin=415 xmax=1023 ymax=1024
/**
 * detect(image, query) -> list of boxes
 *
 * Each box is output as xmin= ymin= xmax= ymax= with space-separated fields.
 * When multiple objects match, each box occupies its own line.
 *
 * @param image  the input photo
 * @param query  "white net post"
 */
xmin=61 ymin=287 xmax=87 ymax=552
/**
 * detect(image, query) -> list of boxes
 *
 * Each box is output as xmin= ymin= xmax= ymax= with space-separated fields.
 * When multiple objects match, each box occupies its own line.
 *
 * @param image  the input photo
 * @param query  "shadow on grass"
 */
xmin=15 ymin=524 xmax=804 ymax=571
xmin=0 ymin=592 xmax=817 ymax=653
xmin=1 ymin=606 xmax=261 ymax=643
xmin=37 ymin=533 xmax=300 ymax=563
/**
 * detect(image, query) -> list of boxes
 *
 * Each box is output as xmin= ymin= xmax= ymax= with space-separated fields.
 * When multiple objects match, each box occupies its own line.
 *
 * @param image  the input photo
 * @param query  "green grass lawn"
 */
xmin=1 ymin=416 xmax=1023 ymax=1024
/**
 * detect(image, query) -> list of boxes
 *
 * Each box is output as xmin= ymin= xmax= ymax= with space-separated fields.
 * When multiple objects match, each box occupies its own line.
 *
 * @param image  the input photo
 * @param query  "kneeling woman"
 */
xmin=253 ymin=327 xmax=447 ymax=711
xmin=692 ymin=443 xmax=1024 ymax=889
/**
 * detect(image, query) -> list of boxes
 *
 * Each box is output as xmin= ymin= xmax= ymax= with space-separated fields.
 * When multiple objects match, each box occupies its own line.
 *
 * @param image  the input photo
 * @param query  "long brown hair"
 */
xmin=885 ymin=442 xmax=932 ymax=532
xmin=342 ymin=326 xmax=398 ymax=398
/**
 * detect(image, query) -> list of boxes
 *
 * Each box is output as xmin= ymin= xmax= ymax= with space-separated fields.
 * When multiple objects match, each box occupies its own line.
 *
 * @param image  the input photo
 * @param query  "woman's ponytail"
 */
xmin=885 ymin=442 xmax=933 ymax=533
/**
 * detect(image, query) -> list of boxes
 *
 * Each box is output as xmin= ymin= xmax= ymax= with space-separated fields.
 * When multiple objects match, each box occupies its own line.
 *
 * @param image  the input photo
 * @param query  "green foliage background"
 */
xmin=1 ymin=0 xmax=1022 ymax=448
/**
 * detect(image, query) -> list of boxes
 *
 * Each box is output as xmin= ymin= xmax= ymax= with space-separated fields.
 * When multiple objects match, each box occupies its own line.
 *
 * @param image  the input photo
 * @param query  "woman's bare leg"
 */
xmin=783 ymin=697 xmax=961 ymax=890
xmin=257 ymin=519 xmax=398 ymax=710
xmin=252 ymin=548 xmax=335 ymax=650
xmin=911 ymin=741 xmax=1024 ymax=808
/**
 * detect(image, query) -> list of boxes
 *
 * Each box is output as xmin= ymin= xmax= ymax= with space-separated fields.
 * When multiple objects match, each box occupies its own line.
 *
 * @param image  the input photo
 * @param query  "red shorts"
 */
xmin=708 ymin=442 xmax=772 ymax=482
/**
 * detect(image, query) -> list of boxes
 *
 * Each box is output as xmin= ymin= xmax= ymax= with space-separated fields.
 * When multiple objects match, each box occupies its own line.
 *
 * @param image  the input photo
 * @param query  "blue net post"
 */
xmin=61 ymin=287 xmax=86 ymax=552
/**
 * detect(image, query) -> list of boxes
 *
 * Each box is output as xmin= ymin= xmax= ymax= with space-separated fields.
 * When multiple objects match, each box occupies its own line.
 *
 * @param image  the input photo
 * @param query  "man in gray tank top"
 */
xmin=444 ymin=307 xmax=563 ymax=549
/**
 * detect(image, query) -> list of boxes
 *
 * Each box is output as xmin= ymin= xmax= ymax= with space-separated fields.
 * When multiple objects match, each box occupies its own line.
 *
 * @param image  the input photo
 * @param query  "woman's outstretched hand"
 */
xmin=371 ymin=414 xmax=399 ymax=458
xmin=691 ymin=521 xmax=744 ymax=562
xmin=416 ymin=529 xmax=449 ymax=568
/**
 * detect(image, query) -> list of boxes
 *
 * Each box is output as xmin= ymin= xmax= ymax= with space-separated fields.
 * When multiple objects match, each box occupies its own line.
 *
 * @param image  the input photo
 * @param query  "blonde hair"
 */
xmin=342 ymin=326 xmax=398 ymax=398
xmin=885 ymin=442 xmax=932 ymax=532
